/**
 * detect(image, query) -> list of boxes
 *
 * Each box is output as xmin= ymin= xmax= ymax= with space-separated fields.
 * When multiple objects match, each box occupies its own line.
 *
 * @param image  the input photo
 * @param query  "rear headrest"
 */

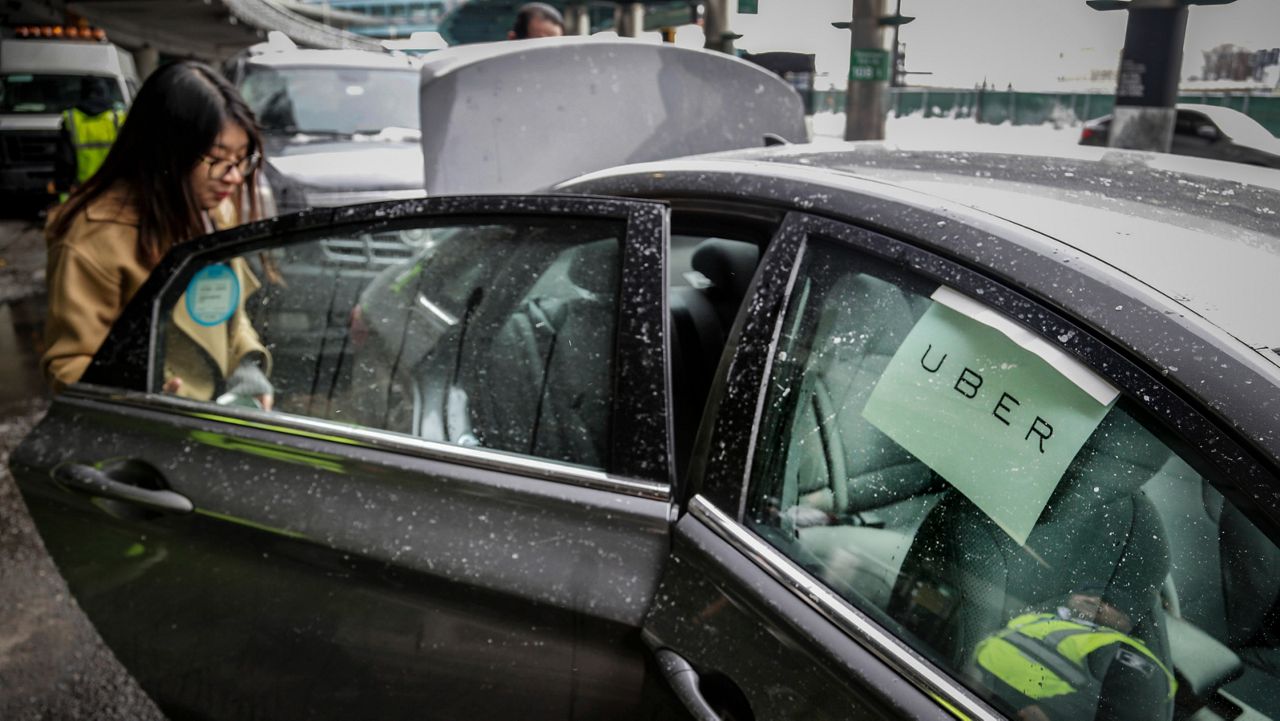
xmin=567 ymin=239 xmax=619 ymax=296
xmin=692 ymin=239 xmax=759 ymax=299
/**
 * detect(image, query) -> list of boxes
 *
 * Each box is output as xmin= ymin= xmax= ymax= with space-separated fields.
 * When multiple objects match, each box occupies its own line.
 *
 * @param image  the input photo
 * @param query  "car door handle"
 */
xmin=654 ymin=649 xmax=723 ymax=721
xmin=53 ymin=463 xmax=194 ymax=514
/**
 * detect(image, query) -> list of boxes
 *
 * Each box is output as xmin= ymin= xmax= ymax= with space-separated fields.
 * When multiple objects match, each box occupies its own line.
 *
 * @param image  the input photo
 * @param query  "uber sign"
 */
xmin=862 ymin=288 xmax=1117 ymax=544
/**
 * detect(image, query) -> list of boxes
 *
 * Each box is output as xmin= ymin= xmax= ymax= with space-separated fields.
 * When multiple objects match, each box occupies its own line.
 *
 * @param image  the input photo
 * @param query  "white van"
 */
xmin=0 ymin=34 xmax=139 ymax=199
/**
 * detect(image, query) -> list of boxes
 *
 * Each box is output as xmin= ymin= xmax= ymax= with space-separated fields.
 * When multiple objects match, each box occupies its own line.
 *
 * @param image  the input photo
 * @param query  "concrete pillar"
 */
xmin=134 ymin=45 xmax=159 ymax=81
xmin=844 ymin=0 xmax=888 ymax=141
xmin=616 ymin=2 xmax=645 ymax=37
xmin=1107 ymin=2 xmax=1188 ymax=152
xmin=565 ymin=3 xmax=591 ymax=35
xmin=703 ymin=0 xmax=734 ymax=54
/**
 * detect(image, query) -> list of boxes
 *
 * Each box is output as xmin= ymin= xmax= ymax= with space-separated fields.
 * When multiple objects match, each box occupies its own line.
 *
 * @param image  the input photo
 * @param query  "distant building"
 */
xmin=1188 ymin=44 xmax=1279 ymax=90
xmin=301 ymin=0 xmax=462 ymax=38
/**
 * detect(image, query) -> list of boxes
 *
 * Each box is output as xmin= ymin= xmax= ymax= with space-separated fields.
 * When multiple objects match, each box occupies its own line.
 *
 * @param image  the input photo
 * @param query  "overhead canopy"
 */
xmin=62 ymin=0 xmax=381 ymax=61
xmin=440 ymin=0 xmax=697 ymax=45
xmin=417 ymin=37 xmax=808 ymax=195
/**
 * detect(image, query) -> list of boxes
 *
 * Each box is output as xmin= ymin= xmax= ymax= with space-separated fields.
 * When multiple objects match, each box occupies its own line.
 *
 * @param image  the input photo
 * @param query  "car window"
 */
xmin=0 ymin=73 xmax=124 ymax=113
xmin=1175 ymin=111 xmax=1217 ymax=139
xmin=239 ymin=64 xmax=420 ymax=136
xmin=743 ymin=236 xmax=1280 ymax=721
xmin=152 ymin=217 xmax=622 ymax=471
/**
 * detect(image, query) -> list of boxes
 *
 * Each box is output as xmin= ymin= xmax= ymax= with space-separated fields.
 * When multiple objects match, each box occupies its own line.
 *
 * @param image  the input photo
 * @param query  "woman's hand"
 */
xmin=256 ymin=394 xmax=274 ymax=412
xmin=163 ymin=377 xmax=183 ymax=395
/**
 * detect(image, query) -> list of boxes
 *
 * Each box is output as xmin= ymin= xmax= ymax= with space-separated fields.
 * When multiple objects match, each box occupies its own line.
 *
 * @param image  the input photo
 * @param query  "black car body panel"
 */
xmin=12 ymin=37 xmax=1280 ymax=721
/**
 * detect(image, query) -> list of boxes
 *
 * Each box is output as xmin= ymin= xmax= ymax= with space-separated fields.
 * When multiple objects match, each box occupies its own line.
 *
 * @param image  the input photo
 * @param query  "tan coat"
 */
xmin=43 ymin=186 xmax=269 ymax=400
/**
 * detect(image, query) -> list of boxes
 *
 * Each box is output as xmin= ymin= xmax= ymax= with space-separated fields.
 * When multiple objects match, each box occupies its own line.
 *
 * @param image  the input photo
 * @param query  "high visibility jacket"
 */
xmin=975 ymin=611 xmax=1175 ymax=718
xmin=61 ymin=107 xmax=125 ymax=184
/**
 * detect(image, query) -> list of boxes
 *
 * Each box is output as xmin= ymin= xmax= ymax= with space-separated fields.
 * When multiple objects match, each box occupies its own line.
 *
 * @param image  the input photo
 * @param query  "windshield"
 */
xmin=240 ymin=65 xmax=420 ymax=136
xmin=0 ymin=73 xmax=124 ymax=114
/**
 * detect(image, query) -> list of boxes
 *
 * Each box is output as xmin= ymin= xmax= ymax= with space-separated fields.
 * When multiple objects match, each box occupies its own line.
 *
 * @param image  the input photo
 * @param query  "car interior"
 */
xmin=206 ymin=212 xmax=773 ymax=477
xmin=744 ymin=244 xmax=1280 ymax=721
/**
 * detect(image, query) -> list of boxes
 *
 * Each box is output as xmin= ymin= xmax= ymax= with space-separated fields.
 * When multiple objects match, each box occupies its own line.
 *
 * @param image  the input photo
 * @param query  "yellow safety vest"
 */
xmin=62 ymin=107 xmax=125 ymax=184
xmin=975 ymin=611 xmax=1176 ymax=707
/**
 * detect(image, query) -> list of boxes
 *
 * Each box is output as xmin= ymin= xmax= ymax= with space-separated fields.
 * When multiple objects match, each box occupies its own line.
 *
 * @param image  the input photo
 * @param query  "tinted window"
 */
xmin=745 ymin=237 xmax=1280 ymax=720
xmin=153 ymin=218 xmax=622 ymax=470
xmin=0 ymin=73 xmax=123 ymax=114
xmin=239 ymin=65 xmax=420 ymax=136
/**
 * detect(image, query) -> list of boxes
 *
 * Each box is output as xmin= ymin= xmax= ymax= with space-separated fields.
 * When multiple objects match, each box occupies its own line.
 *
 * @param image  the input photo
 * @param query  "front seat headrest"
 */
xmin=566 ymin=238 xmax=619 ymax=296
xmin=692 ymin=239 xmax=759 ymax=300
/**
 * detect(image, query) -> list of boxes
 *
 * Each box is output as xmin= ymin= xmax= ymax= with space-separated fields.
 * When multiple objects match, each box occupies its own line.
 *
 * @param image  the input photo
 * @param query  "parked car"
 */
xmin=0 ymin=30 xmax=137 ymax=203
xmin=223 ymin=34 xmax=426 ymax=214
xmin=1080 ymin=103 xmax=1280 ymax=168
xmin=11 ymin=40 xmax=1280 ymax=721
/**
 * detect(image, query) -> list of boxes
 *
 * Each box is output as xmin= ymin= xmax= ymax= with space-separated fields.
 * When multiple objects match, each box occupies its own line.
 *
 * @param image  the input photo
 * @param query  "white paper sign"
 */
xmin=862 ymin=289 xmax=1117 ymax=544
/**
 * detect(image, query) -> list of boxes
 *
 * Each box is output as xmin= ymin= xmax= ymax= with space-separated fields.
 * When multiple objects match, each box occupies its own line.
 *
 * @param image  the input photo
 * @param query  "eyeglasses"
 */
xmin=201 ymin=152 xmax=261 ymax=180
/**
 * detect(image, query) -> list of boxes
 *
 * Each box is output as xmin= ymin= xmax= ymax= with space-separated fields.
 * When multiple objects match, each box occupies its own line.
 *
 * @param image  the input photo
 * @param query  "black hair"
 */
xmin=512 ymin=2 xmax=565 ymax=39
xmin=51 ymin=60 xmax=264 ymax=267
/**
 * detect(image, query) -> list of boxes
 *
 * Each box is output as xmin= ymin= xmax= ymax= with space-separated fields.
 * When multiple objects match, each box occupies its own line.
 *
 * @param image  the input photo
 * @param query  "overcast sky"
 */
xmin=730 ymin=0 xmax=1280 ymax=90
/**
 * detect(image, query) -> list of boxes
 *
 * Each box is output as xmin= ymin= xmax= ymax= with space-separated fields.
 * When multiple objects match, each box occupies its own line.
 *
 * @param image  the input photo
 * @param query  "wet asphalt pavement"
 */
xmin=0 ymin=211 xmax=165 ymax=720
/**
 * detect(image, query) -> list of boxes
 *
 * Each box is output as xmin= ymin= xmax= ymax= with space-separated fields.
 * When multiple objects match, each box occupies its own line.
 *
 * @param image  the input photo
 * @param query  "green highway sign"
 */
xmin=738 ymin=0 xmax=758 ymax=13
xmin=849 ymin=48 xmax=890 ymax=82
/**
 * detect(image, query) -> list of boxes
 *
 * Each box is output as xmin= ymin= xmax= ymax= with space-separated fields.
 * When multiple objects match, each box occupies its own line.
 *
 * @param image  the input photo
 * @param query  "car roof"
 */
xmin=566 ymin=144 xmax=1280 ymax=464
xmin=625 ymin=143 xmax=1280 ymax=352
xmin=246 ymin=48 xmax=418 ymax=70
xmin=1178 ymin=104 xmax=1280 ymax=149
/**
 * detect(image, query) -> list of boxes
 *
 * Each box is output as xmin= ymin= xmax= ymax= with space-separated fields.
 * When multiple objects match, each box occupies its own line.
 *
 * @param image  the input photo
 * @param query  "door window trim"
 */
xmin=61 ymin=383 xmax=670 ymax=501
xmin=687 ymin=493 xmax=1004 ymax=721
xmin=77 ymin=194 xmax=676 ymax=486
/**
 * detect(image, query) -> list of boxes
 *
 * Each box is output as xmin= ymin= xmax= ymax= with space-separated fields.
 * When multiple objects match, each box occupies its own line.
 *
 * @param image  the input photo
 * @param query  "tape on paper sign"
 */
xmin=861 ymin=287 xmax=1118 ymax=545
xmin=185 ymin=264 xmax=240 ymax=327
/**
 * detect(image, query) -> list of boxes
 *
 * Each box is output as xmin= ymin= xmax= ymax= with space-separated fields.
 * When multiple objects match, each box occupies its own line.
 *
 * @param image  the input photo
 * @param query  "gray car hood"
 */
xmin=267 ymin=141 xmax=424 ymax=192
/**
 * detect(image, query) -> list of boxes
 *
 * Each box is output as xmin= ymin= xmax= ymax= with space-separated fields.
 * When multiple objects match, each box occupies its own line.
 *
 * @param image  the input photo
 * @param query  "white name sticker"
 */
xmin=862 ymin=287 xmax=1117 ymax=545
xmin=185 ymin=263 xmax=240 ymax=327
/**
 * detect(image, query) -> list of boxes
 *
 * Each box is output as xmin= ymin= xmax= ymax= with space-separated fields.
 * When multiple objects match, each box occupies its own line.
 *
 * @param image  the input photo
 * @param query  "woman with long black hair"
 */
xmin=43 ymin=60 xmax=273 ymax=408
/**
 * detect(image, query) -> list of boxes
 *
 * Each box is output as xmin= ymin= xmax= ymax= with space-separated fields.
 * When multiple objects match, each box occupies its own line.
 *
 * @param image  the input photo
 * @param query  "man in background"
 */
xmin=54 ymin=77 xmax=125 ymax=202
xmin=508 ymin=2 xmax=565 ymax=39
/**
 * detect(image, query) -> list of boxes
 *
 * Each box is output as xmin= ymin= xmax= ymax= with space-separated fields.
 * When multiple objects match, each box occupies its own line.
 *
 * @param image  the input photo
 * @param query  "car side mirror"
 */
xmin=1196 ymin=125 xmax=1221 ymax=142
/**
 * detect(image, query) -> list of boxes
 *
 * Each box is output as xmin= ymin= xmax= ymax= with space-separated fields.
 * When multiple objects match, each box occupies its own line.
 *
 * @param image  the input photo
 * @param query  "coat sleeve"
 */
xmin=42 ymin=241 xmax=124 ymax=391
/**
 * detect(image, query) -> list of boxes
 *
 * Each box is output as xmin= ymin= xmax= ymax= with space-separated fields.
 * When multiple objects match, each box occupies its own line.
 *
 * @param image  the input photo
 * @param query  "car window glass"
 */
xmin=239 ymin=65 xmax=420 ymax=135
xmin=744 ymin=236 xmax=1280 ymax=721
xmin=0 ymin=73 xmax=124 ymax=113
xmin=153 ymin=217 xmax=622 ymax=471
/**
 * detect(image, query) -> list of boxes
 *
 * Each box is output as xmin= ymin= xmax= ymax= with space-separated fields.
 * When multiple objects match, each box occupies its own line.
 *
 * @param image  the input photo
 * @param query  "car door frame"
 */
xmin=648 ymin=208 xmax=1280 ymax=721
xmin=14 ymin=194 xmax=683 ymax=719
xmin=79 ymin=194 xmax=675 ymax=482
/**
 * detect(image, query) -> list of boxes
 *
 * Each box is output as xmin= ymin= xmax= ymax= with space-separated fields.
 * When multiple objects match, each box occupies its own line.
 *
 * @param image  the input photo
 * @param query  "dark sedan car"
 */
xmin=11 ymin=42 xmax=1280 ymax=721
xmin=1080 ymin=103 xmax=1280 ymax=168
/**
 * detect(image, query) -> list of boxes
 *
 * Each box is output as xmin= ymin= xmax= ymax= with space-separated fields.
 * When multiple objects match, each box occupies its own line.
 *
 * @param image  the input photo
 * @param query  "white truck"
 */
xmin=0 ymin=33 xmax=138 ymax=201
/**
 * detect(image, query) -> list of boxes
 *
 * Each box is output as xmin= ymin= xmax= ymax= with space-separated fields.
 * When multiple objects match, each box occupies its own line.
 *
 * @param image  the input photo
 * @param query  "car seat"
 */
xmin=668 ymin=238 xmax=759 ymax=475
xmin=889 ymin=405 xmax=1174 ymax=719
xmin=465 ymin=239 xmax=617 ymax=467
xmin=775 ymin=272 xmax=943 ymax=607
xmin=1144 ymin=456 xmax=1280 ymax=717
